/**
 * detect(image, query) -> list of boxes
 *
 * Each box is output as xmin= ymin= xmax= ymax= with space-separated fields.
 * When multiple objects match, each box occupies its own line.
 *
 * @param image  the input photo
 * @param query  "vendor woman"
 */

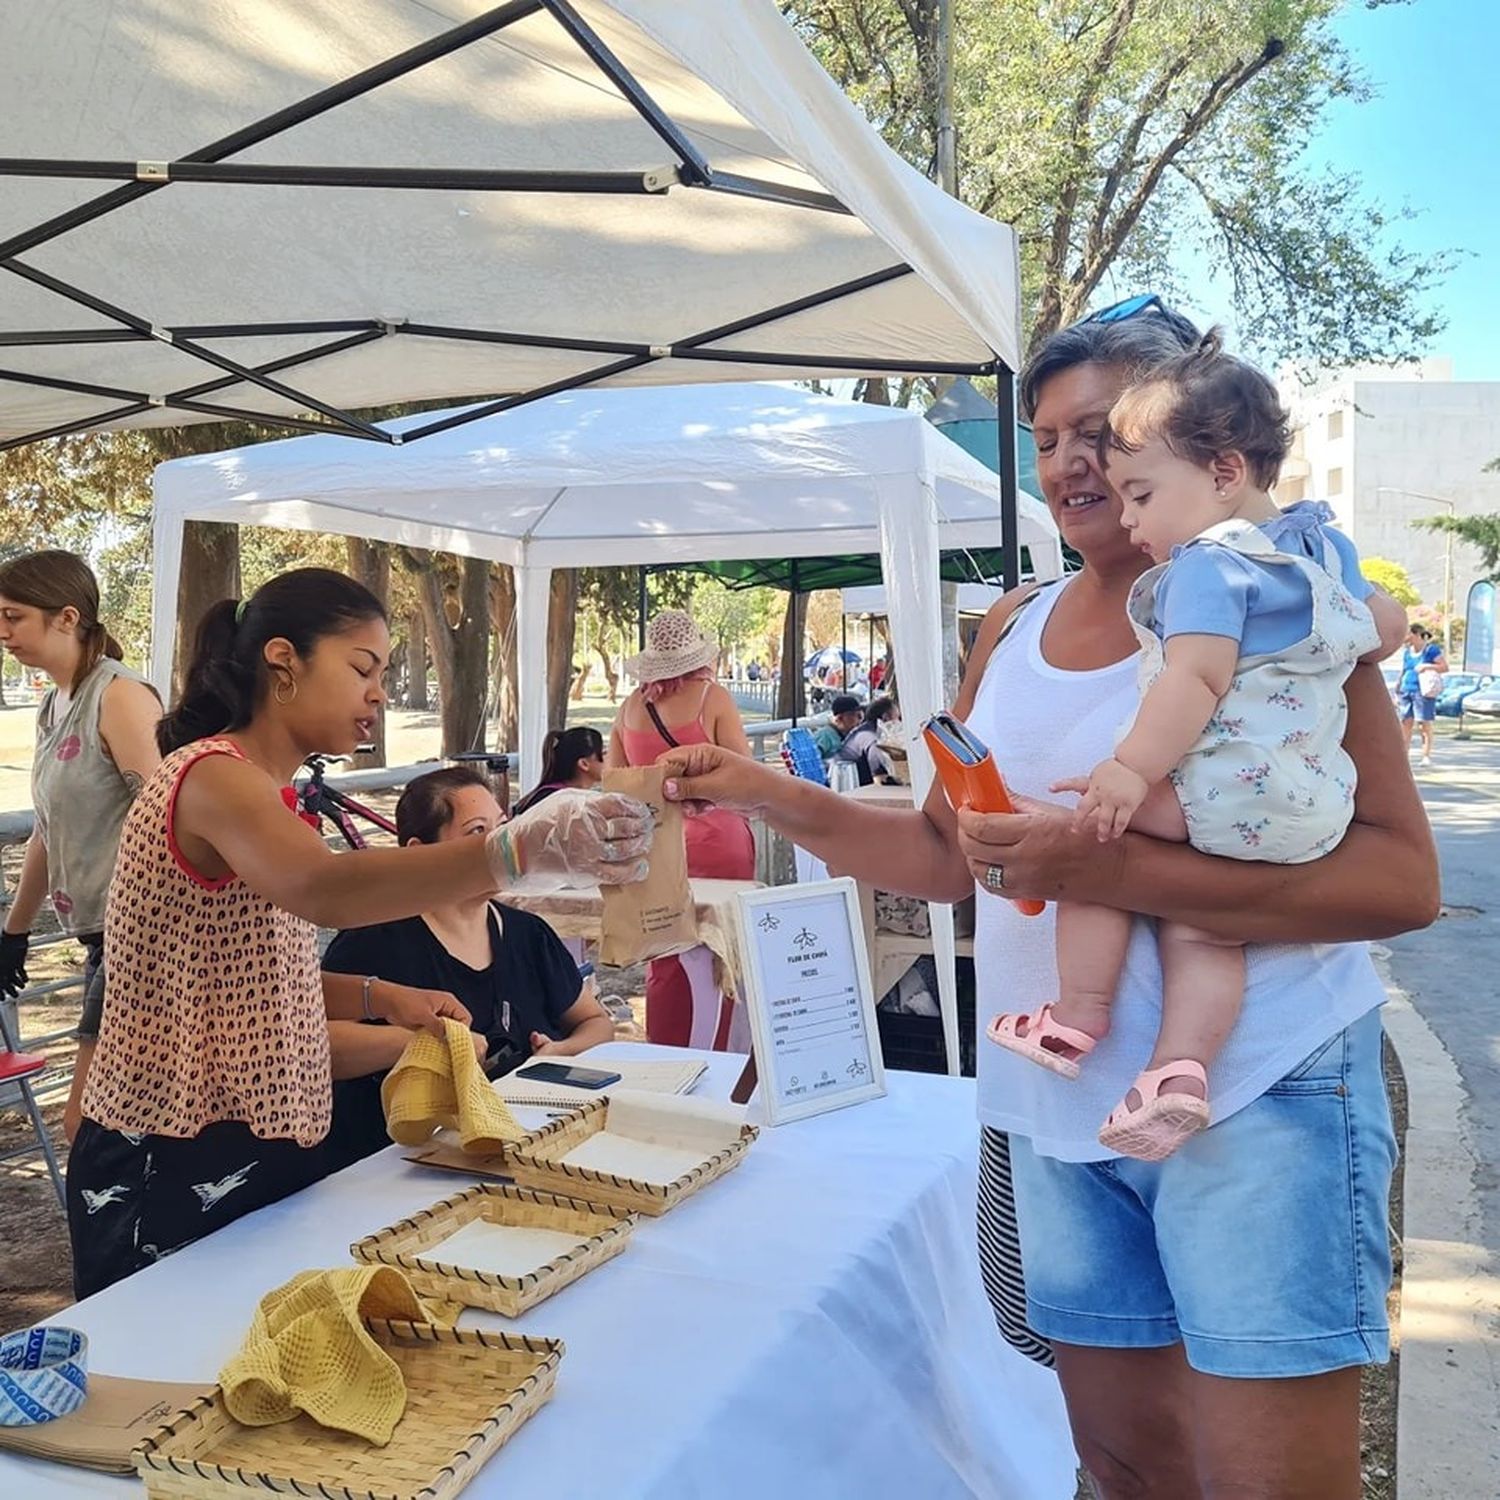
xmin=321 ymin=765 xmax=615 ymax=1172
xmin=69 ymin=569 xmax=651 ymax=1297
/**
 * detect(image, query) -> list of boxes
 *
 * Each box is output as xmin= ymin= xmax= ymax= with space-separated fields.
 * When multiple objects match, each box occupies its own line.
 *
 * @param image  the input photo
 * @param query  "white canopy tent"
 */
xmin=0 ymin=0 xmax=1030 ymax=585
xmin=153 ymin=381 xmax=1061 ymax=1074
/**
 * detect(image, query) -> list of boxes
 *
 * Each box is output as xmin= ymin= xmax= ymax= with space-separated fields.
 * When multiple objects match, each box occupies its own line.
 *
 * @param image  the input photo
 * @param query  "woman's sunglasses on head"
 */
xmin=1081 ymin=293 xmax=1165 ymax=325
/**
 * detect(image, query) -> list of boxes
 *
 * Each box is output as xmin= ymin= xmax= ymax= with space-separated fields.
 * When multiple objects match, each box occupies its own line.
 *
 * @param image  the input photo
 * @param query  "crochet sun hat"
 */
xmin=624 ymin=609 xmax=717 ymax=684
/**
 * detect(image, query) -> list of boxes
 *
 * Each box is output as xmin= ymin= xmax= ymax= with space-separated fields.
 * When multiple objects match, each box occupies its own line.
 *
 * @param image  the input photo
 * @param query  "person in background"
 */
xmin=1397 ymin=623 xmax=1448 ymax=766
xmin=834 ymin=696 xmax=901 ymax=785
xmin=610 ymin=609 xmax=755 ymax=1045
xmin=512 ymin=726 xmax=606 ymax=816
xmin=321 ymin=765 xmax=614 ymax=1172
xmin=747 ymin=659 xmax=762 ymax=683
xmin=869 ymin=654 xmax=889 ymax=692
xmin=68 ymin=568 xmax=650 ymax=1296
xmin=0 ymin=551 xmax=162 ymax=1143
xmin=814 ymin=694 xmax=863 ymax=760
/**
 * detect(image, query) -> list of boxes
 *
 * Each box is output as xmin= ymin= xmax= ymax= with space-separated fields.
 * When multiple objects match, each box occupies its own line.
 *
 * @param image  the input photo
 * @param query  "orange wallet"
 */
xmin=922 ymin=712 xmax=1045 ymax=916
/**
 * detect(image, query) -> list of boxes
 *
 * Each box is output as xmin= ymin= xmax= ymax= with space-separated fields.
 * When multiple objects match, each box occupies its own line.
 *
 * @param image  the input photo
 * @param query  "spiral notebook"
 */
xmin=496 ymin=1057 xmax=707 ymax=1110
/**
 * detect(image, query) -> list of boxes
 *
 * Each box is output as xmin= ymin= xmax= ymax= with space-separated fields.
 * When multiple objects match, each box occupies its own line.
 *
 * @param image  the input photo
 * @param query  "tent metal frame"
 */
xmin=0 ymin=0 xmax=1022 ymax=584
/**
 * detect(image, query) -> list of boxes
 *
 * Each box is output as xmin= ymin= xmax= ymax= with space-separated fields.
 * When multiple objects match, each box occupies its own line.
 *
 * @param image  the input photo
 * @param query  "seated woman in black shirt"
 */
xmin=322 ymin=765 xmax=614 ymax=1170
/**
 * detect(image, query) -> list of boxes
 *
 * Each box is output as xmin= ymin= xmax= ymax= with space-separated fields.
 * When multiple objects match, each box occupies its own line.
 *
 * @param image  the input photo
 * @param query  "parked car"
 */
xmin=1435 ymin=673 xmax=1493 ymax=718
xmin=1458 ymin=679 xmax=1500 ymax=718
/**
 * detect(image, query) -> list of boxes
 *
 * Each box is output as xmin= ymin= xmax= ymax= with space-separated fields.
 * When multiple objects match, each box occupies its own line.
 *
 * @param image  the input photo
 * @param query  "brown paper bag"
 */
xmin=599 ymin=765 xmax=697 ymax=966
xmin=0 ymin=1374 xmax=211 ymax=1473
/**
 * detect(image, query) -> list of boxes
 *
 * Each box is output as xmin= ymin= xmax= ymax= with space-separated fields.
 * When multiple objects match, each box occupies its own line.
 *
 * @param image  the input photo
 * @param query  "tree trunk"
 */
xmin=345 ymin=537 xmax=391 ymax=767
xmin=594 ymin=642 xmax=618 ymax=701
xmin=489 ymin=565 xmax=519 ymax=756
xmin=416 ymin=554 xmax=489 ymax=756
xmin=407 ymin=610 xmax=428 ymax=710
xmin=174 ymin=521 xmax=240 ymax=701
xmin=776 ymin=592 xmax=807 ymax=719
xmin=546 ymin=569 xmax=579 ymax=730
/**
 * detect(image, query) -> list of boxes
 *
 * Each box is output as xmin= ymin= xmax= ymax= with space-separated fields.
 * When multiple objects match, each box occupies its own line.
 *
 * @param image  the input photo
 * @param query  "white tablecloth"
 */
xmin=2 ymin=1046 xmax=1075 ymax=1498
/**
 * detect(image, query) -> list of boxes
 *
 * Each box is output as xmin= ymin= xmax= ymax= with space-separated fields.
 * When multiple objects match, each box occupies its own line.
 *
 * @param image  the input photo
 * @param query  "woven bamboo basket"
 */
xmin=504 ymin=1097 xmax=758 ymax=1217
xmin=134 ymin=1319 xmax=562 ymax=1500
xmin=350 ymin=1183 xmax=637 ymax=1316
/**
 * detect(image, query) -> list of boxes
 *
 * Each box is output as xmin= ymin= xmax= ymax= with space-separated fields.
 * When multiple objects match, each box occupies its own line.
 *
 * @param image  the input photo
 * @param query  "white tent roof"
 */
xmin=151 ymin=381 xmax=1060 ymax=572
xmin=0 ymin=0 xmax=1022 ymax=448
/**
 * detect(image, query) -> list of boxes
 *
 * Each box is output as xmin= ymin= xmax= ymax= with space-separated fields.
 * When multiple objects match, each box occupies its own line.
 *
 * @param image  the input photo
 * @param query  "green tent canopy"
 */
xmin=682 ymin=547 xmax=1029 ymax=593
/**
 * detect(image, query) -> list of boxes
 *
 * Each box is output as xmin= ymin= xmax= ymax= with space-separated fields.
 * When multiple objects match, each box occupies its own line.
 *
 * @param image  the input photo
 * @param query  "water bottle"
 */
xmin=782 ymin=726 xmax=828 ymax=785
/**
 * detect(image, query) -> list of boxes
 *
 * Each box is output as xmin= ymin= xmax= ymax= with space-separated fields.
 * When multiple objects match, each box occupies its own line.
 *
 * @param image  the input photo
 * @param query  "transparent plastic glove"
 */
xmin=486 ymin=788 xmax=653 ymax=893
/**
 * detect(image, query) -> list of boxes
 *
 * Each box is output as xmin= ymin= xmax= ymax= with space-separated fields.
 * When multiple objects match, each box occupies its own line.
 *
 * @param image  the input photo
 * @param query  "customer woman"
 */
xmin=68 ymin=568 xmax=651 ymax=1296
xmin=512 ymin=725 xmax=605 ymax=816
xmin=0 ymin=551 xmax=162 ymax=1143
xmin=321 ymin=764 xmax=615 ymax=1171
xmin=657 ymin=302 xmax=1436 ymax=1499
xmin=609 ymin=609 xmax=754 ymax=1046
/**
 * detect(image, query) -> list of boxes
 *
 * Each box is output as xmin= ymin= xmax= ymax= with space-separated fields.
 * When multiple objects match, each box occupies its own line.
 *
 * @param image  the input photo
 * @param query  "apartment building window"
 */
xmin=1280 ymin=477 xmax=1306 ymax=503
xmin=1326 ymin=466 xmax=1344 ymax=496
xmin=1327 ymin=409 xmax=1344 ymax=441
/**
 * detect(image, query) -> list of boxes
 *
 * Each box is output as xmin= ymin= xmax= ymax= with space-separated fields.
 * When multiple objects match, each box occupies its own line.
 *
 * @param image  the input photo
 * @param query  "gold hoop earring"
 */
xmin=274 ymin=675 xmax=298 ymax=706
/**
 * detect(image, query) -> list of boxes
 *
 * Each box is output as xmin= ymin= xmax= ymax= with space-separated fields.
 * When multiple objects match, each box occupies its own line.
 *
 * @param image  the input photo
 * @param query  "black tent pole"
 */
xmin=791 ymin=558 xmax=801 ymax=726
xmin=995 ymin=358 xmax=1021 ymax=590
xmin=638 ymin=567 xmax=649 ymax=651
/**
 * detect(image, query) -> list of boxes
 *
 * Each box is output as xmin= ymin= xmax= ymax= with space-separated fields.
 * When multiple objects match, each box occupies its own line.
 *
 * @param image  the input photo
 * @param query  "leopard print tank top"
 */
xmin=82 ymin=738 xmax=331 ymax=1147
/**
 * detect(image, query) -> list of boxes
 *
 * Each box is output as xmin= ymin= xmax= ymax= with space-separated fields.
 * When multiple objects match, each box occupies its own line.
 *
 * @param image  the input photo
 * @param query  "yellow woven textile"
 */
xmin=218 ymin=1267 xmax=427 ymax=1445
xmin=381 ymin=1018 xmax=526 ymax=1153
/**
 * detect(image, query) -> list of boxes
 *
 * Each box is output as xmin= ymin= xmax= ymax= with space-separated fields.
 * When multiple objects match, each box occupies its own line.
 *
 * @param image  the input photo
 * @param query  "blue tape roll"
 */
xmin=0 ymin=1326 xmax=88 ymax=1425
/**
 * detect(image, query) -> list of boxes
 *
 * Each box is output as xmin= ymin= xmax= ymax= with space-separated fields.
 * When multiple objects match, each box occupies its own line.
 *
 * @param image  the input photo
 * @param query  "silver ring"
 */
xmin=985 ymin=863 xmax=1005 ymax=892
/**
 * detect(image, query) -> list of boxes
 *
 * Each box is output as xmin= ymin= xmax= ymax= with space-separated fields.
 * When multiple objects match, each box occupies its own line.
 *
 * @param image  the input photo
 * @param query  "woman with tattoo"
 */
xmin=0 ymin=551 xmax=162 ymax=1141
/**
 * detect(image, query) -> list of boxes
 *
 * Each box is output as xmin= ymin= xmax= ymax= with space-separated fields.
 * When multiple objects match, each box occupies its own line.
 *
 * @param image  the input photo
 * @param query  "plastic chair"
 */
xmin=0 ymin=1004 xmax=66 ymax=1210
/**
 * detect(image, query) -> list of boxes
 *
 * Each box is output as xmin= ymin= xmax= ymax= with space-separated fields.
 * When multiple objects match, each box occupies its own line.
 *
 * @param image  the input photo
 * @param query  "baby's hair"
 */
xmin=1099 ymin=328 xmax=1293 ymax=489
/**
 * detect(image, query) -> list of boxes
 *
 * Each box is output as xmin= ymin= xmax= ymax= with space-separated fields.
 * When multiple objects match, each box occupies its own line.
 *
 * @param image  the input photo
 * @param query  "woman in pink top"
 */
xmin=610 ymin=610 xmax=754 ymax=1044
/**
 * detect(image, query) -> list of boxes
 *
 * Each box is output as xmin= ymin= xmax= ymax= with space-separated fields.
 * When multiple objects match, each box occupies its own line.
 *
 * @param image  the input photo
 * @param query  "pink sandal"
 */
xmin=986 ymin=1004 xmax=1098 ymax=1080
xmin=1098 ymin=1061 xmax=1210 ymax=1162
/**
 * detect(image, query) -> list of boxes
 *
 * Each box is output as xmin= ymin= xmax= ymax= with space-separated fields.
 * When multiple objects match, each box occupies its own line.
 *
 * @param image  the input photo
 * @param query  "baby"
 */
xmin=989 ymin=332 xmax=1406 ymax=1160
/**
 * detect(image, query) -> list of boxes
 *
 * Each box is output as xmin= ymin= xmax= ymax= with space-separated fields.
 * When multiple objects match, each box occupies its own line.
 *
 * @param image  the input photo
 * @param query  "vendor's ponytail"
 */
xmin=158 ymin=568 xmax=385 ymax=754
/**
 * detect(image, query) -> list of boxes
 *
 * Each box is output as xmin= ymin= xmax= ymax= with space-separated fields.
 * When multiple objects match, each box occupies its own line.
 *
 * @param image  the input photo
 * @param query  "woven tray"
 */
xmin=504 ymin=1097 xmax=758 ymax=1217
xmin=350 ymin=1184 xmax=637 ymax=1317
xmin=134 ymin=1319 xmax=562 ymax=1500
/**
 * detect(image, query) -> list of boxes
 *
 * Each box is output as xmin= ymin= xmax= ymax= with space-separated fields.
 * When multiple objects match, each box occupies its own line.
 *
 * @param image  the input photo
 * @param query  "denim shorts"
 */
xmin=1399 ymin=689 xmax=1436 ymax=723
xmin=1009 ymin=1008 xmax=1396 ymax=1378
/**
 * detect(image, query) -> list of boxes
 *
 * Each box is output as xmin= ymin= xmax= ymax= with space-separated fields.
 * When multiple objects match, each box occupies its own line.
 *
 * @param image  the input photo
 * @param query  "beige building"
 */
xmin=1277 ymin=359 xmax=1500 ymax=629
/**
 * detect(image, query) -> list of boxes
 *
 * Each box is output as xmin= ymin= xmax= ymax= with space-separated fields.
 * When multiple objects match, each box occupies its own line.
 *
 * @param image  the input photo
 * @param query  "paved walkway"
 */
xmin=1383 ymin=726 xmax=1500 ymax=1257
xmin=1380 ymin=722 xmax=1500 ymax=1496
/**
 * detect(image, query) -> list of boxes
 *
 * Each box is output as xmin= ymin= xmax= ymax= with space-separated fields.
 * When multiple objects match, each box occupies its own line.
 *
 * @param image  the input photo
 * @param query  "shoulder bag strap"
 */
xmin=643 ymin=699 xmax=680 ymax=749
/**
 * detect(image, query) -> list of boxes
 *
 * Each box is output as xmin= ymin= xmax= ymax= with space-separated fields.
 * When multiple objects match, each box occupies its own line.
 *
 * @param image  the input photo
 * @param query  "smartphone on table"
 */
xmin=514 ymin=1061 xmax=622 ymax=1090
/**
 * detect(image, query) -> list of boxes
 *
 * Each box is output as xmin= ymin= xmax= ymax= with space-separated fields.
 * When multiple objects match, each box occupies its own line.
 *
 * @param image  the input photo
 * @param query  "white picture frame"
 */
xmin=735 ymin=877 xmax=886 ymax=1126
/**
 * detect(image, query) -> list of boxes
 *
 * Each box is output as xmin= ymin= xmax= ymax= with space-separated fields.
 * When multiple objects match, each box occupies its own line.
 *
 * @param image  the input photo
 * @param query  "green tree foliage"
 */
xmin=786 ymin=0 xmax=1449 ymax=362
xmin=1416 ymin=514 xmax=1500 ymax=581
xmin=1360 ymin=555 xmax=1420 ymax=607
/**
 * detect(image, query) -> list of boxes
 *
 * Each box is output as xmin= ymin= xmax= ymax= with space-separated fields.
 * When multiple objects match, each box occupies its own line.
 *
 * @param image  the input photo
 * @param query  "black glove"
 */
xmin=0 ymin=930 xmax=29 ymax=999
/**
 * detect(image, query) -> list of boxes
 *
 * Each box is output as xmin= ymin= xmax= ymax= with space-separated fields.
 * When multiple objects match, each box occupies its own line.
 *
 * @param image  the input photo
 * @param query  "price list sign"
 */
xmin=737 ymin=878 xmax=885 ymax=1125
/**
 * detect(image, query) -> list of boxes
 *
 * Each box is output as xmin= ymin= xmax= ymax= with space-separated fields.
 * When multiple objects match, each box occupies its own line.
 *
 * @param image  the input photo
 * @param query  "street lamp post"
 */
xmin=1377 ymin=486 xmax=1457 ymax=656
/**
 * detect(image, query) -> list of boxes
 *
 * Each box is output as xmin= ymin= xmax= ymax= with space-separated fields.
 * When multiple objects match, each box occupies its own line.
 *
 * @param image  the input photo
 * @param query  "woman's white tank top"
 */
xmin=969 ymin=579 xmax=1385 ymax=1161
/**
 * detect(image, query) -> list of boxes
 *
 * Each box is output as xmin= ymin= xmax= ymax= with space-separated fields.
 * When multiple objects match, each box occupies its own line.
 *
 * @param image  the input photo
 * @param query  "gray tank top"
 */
xmin=31 ymin=656 xmax=154 ymax=935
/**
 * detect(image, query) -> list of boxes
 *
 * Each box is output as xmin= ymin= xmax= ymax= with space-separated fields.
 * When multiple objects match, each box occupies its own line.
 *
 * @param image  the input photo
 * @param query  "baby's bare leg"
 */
xmin=1052 ymin=900 xmax=1132 ymax=1044
xmin=1051 ymin=780 xmax=1184 ymax=1045
xmin=1140 ymin=921 xmax=1247 ymax=1102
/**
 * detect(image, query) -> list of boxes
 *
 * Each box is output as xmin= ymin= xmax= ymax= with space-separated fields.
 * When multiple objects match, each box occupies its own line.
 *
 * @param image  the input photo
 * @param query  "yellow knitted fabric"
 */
xmin=218 ymin=1267 xmax=427 ymax=1444
xmin=381 ymin=1018 xmax=526 ymax=1153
